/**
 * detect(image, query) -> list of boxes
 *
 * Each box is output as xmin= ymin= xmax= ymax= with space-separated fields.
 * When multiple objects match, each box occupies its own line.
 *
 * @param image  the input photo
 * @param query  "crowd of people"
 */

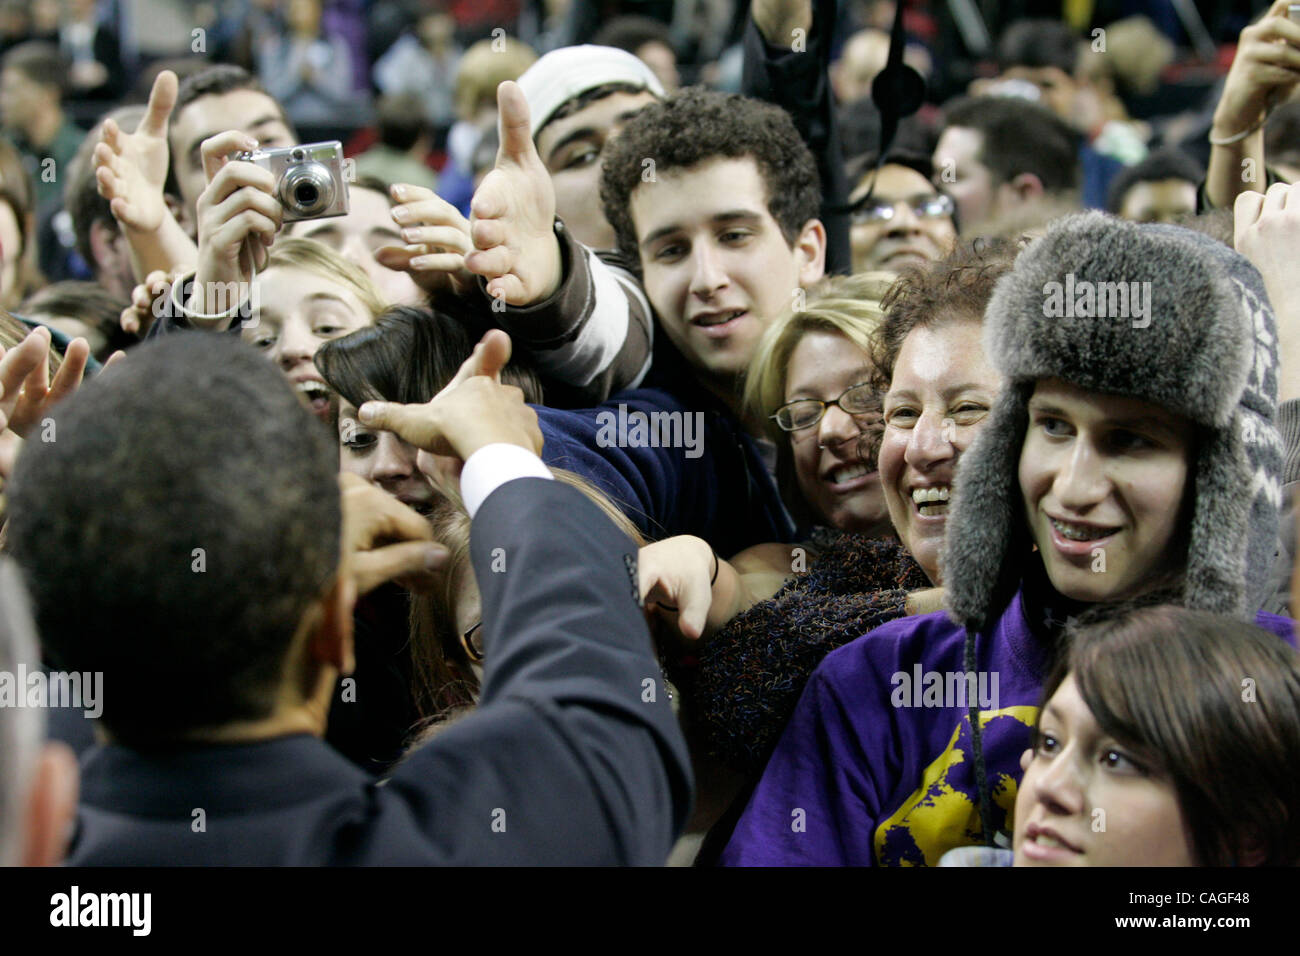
xmin=2 ymin=0 xmax=1300 ymax=869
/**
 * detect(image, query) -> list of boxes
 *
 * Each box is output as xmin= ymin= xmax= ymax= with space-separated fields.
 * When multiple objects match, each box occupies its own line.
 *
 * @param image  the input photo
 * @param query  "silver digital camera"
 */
xmin=236 ymin=140 xmax=349 ymax=223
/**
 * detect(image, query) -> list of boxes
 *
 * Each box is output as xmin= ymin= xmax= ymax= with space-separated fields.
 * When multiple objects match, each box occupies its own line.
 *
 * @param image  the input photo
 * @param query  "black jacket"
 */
xmin=69 ymin=477 xmax=694 ymax=865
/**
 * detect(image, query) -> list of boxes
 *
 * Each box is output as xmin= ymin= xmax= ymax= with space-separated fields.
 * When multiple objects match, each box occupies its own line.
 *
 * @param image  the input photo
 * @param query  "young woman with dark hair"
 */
xmin=943 ymin=604 xmax=1300 ymax=866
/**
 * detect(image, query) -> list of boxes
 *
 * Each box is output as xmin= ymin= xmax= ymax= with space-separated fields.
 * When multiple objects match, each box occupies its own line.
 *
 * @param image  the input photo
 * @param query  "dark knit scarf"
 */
xmin=679 ymin=530 xmax=930 ymax=775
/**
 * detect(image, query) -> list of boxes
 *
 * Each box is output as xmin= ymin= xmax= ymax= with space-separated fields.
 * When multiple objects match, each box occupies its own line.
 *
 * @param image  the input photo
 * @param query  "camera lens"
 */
xmin=279 ymin=161 xmax=335 ymax=216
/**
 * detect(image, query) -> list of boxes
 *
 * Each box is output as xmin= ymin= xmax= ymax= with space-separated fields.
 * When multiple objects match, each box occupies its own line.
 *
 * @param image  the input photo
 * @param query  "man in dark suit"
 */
xmin=6 ymin=332 xmax=692 ymax=865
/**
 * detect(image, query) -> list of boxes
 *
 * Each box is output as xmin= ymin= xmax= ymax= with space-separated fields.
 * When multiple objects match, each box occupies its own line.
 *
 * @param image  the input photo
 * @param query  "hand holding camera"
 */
xmin=190 ymin=134 xmax=349 ymax=320
xmin=1212 ymin=0 xmax=1300 ymax=144
xmin=189 ymin=130 xmax=283 ymax=319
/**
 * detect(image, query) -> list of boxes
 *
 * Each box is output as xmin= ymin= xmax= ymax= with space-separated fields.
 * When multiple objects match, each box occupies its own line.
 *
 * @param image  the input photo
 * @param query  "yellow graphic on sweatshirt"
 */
xmin=874 ymin=705 xmax=1039 ymax=866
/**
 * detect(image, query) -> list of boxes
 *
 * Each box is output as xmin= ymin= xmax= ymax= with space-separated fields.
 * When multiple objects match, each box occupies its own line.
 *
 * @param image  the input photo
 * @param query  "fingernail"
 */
xmin=358 ymin=403 xmax=378 ymax=423
xmin=424 ymin=546 xmax=447 ymax=569
xmin=401 ymin=227 xmax=419 ymax=242
xmin=392 ymin=206 xmax=411 ymax=222
xmin=411 ymin=255 xmax=432 ymax=268
xmin=245 ymin=137 xmax=258 ymax=149
xmin=392 ymin=184 xmax=408 ymax=199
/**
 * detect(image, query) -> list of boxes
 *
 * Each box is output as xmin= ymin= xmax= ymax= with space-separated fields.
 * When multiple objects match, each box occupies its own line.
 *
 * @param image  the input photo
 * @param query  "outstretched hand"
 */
xmin=374 ymin=183 xmax=476 ymax=299
xmin=638 ymin=536 xmax=719 ymax=641
xmin=464 ymin=81 xmax=563 ymax=306
xmin=94 ymin=70 xmax=177 ymax=234
xmin=0 ymin=327 xmax=91 ymax=438
xmin=357 ymin=330 xmax=542 ymax=461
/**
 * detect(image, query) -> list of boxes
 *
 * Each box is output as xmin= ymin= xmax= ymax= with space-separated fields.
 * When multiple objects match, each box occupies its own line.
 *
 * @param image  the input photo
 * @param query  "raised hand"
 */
xmin=464 ymin=81 xmax=563 ymax=306
xmin=357 ymin=330 xmax=542 ymax=461
xmin=0 ymin=327 xmax=90 ymax=439
xmin=1214 ymin=0 xmax=1300 ymax=141
xmin=374 ymin=183 xmax=476 ymax=299
xmin=1236 ymin=182 xmax=1300 ymax=403
xmin=94 ymin=70 xmax=177 ymax=235
xmin=121 ymin=267 xmax=190 ymax=335
xmin=190 ymin=131 xmax=283 ymax=319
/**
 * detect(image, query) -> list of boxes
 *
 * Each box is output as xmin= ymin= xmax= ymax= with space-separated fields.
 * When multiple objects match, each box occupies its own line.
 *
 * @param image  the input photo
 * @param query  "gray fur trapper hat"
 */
xmin=943 ymin=212 xmax=1283 ymax=630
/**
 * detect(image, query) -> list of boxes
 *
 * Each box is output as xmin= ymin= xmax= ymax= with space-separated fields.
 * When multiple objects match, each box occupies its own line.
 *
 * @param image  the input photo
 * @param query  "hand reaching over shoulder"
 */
xmin=121 ymin=267 xmax=191 ymax=335
xmin=357 ymin=330 xmax=542 ymax=467
xmin=464 ymin=81 xmax=563 ymax=306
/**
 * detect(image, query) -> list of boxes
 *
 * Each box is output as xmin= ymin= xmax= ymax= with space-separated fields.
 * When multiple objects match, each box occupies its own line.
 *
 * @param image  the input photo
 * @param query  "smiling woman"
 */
xmin=745 ymin=270 xmax=898 ymax=537
xmin=241 ymin=238 xmax=386 ymax=423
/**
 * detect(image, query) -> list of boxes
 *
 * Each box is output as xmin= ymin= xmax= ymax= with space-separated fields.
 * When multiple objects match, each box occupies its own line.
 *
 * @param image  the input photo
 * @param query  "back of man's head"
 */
xmin=943 ymin=95 xmax=1080 ymax=193
xmin=600 ymin=88 xmax=821 ymax=264
xmin=6 ymin=335 xmax=342 ymax=747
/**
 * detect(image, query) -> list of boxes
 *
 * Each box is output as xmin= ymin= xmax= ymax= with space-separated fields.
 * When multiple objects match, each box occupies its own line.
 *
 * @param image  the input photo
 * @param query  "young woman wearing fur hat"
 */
xmin=719 ymin=212 xmax=1297 ymax=866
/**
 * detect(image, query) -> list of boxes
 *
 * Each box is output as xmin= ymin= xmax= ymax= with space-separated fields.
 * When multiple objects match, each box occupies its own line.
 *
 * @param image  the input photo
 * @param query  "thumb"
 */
xmin=358 ymin=399 xmax=445 ymax=452
xmin=470 ymin=328 xmax=512 ymax=381
xmin=446 ymin=329 xmax=512 ymax=391
xmin=140 ymin=70 xmax=178 ymax=138
xmin=496 ymin=80 xmax=536 ymax=167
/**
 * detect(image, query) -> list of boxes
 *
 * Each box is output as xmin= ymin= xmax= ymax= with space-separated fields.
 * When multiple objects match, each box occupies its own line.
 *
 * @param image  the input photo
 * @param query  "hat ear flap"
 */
xmin=1185 ymin=419 xmax=1253 ymax=616
xmin=944 ymin=383 xmax=1034 ymax=630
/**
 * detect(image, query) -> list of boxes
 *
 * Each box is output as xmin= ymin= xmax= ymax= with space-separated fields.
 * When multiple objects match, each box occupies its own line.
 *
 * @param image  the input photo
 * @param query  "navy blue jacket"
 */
xmin=69 ymin=478 xmax=693 ymax=865
xmin=537 ymin=386 xmax=796 ymax=555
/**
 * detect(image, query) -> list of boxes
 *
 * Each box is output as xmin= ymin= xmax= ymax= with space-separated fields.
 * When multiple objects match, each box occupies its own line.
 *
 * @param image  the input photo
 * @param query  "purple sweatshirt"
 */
xmin=719 ymin=588 xmax=1297 ymax=866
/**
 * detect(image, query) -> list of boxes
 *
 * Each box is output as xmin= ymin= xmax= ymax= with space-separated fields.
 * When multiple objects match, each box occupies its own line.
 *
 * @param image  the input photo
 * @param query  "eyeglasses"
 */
xmin=771 ymin=382 xmax=880 ymax=432
xmin=460 ymin=621 xmax=484 ymax=663
xmin=851 ymin=192 xmax=955 ymax=226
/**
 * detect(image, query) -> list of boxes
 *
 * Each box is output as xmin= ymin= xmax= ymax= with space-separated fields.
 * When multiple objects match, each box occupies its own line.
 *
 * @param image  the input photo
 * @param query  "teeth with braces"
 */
xmin=1051 ymin=518 xmax=1117 ymax=542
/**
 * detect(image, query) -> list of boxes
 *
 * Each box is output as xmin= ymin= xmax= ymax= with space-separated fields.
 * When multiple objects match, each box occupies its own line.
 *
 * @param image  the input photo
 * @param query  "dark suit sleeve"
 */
xmin=742 ymin=0 xmax=851 ymax=275
xmin=387 ymin=478 xmax=693 ymax=864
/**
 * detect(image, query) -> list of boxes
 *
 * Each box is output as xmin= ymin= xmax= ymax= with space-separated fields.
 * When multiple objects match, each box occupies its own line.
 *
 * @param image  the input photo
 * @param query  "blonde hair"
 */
xmin=263 ymin=237 xmax=388 ymax=319
xmin=454 ymin=37 xmax=538 ymax=121
xmin=743 ymin=271 xmax=895 ymax=443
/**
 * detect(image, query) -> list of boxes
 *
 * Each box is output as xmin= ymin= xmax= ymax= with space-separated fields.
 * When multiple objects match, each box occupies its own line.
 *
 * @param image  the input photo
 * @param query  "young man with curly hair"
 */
xmin=467 ymin=83 xmax=827 ymax=419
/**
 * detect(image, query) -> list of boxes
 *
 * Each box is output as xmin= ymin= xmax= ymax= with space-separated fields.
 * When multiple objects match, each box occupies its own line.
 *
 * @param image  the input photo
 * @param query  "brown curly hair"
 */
xmin=871 ymin=238 xmax=1018 ymax=394
xmin=599 ymin=88 xmax=821 ymax=266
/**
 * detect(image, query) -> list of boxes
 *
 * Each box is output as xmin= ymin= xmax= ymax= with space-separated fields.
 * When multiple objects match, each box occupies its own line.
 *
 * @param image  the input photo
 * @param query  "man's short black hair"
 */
xmin=997 ymin=18 xmax=1079 ymax=74
xmin=165 ymin=65 xmax=293 ymax=197
xmin=600 ymin=88 xmax=822 ymax=264
xmin=2 ymin=41 xmax=65 ymax=95
xmin=942 ymin=95 xmax=1081 ymax=192
xmin=7 ymin=335 xmax=342 ymax=747
xmin=1105 ymin=148 xmax=1204 ymax=214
